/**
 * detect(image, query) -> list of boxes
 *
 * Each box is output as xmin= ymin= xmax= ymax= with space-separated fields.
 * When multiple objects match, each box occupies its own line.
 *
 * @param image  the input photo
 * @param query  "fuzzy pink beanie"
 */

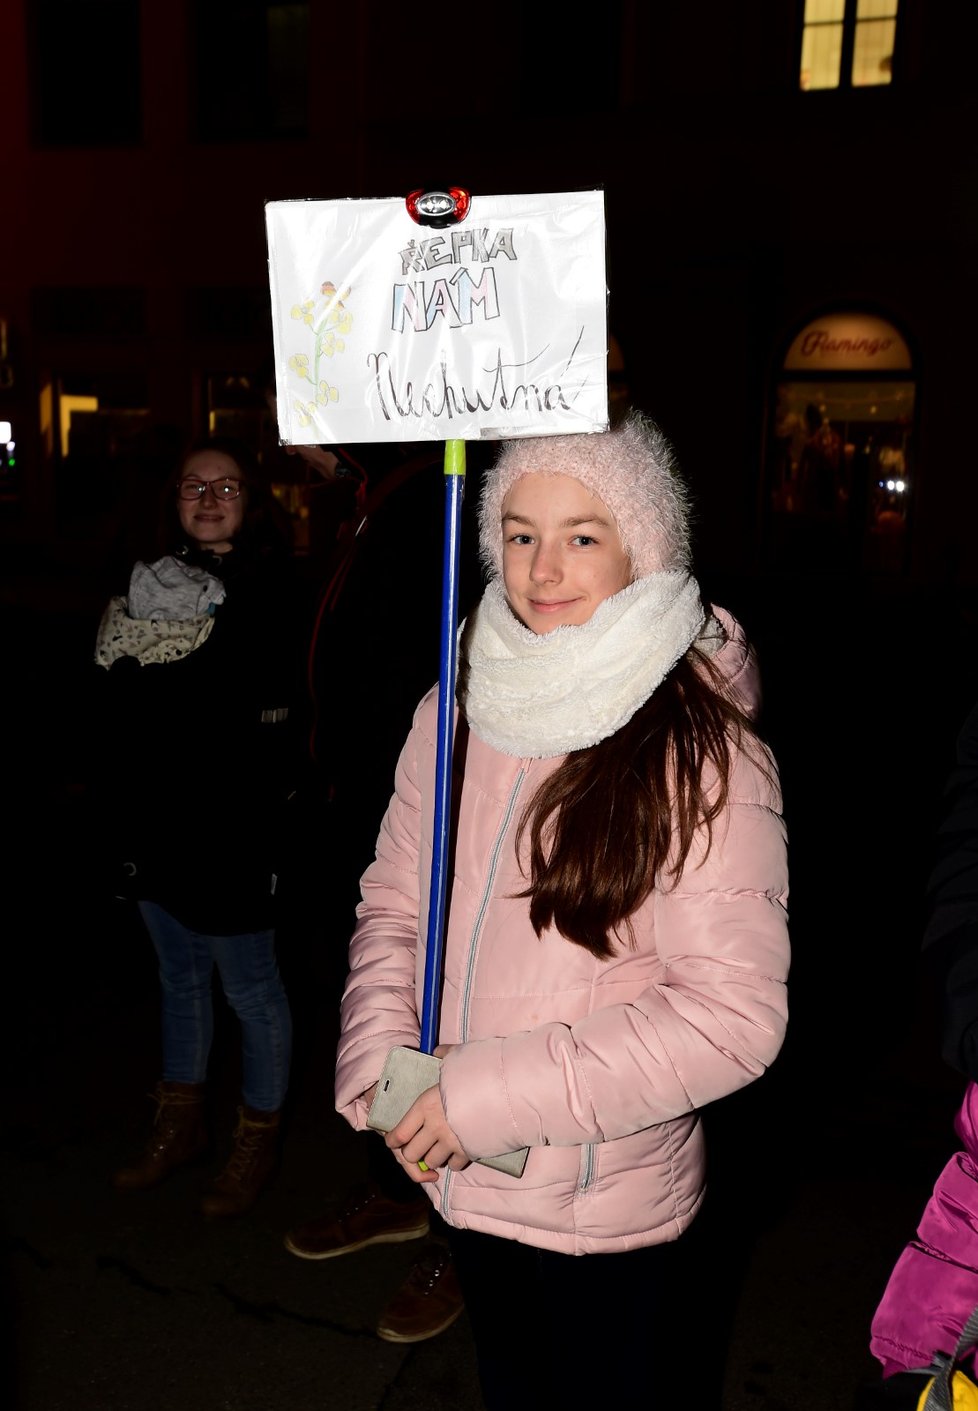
xmin=478 ymin=410 xmax=692 ymax=581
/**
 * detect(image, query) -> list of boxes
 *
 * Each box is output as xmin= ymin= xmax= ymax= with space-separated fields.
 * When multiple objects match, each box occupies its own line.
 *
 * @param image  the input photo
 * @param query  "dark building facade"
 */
xmin=0 ymin=0 xmax=972 ymax=588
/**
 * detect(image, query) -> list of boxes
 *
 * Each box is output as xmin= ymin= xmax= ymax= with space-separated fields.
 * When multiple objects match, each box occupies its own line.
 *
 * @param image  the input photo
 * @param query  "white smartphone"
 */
xmin=366 ymin=1045 xmax=529 ymax=1179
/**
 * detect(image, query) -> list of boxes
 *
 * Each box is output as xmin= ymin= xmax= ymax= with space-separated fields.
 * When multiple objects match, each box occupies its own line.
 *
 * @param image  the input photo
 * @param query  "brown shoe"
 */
xmin=200 ymin=1105 xmax=281 ymax=1218
xmin=375 ymin=1243 xmax=464 ymax=1343
xmin=284 ymin=1180 xmax=430 ymax=1260
xmin=112 ymin=1081 xmax=208 ymax=1192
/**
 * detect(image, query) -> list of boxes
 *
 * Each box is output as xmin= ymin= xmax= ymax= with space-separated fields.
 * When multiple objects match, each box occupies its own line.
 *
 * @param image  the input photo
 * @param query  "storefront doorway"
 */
xmin=764 ymin=311 xmax=915 ymax=575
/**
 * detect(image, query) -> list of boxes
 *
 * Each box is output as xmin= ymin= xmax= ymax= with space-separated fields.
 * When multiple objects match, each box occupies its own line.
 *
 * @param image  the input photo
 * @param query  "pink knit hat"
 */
xmin=478 ymin=411 xmax=692 ymax=581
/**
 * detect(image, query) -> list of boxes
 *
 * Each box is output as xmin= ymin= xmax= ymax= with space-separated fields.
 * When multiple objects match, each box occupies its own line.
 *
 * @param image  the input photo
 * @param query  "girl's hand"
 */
xmin=384 ymin=1083 xmax=470 ymax=1184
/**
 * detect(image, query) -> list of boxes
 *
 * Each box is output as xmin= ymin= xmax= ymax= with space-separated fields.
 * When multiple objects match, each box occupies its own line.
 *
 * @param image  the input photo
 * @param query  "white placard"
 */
xmin=265 ymin=190 xmax=608 ymax=445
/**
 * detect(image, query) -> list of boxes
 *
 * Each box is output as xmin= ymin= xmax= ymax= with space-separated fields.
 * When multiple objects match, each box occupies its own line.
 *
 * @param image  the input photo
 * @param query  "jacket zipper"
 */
xmin=578 ymin=1143 xmax=595 ymax=1194
xmin=443 ymin=765 xmax=526 ymax=1218
xmin=458 ymin=766 xmax=526 ymax=1043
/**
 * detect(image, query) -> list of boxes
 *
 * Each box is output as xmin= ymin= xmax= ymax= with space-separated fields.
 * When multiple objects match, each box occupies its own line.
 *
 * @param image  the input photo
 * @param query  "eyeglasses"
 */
xmin=177 ymin=477 xmax=245 ymax=501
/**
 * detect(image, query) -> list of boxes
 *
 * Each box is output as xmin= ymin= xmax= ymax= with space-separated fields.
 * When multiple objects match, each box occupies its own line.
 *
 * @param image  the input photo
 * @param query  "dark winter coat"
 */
xmin=92 ymin=542 xmax=309 ymax=934
xmin=923 ymin=698 xmax=978 ymax=1080
xmin=304 ymin=445 xmax=487 ymax=883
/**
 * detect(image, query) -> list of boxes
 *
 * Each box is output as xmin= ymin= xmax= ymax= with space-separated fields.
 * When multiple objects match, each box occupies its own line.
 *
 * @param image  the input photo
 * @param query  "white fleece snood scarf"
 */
xmin=459 ymin=571 xmax=707 ymax=759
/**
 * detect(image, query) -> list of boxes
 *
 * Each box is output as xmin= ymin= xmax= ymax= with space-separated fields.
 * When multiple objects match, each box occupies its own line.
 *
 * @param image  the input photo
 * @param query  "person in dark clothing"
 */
xmin=281 ymin=434 xmax=487 ymax=1343
xmin=95 ymin=434 xmax=308 ymax=1218
xmin=922 ymin=696 xmax=978 ymax=1073
xmin=306 ymin=442 xmax=481 ymax=875
xmin=798 ymin=401 xmax=846 ymax=517
xmin=865 ymin=698 xmax=978 ymax=1402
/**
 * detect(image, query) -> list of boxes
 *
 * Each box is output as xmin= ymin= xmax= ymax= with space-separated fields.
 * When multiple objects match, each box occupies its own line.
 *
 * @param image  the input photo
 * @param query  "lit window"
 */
xmin=800 ymin=0 xmax=845 ymax=91
xmin=800 ymin=0 xmax=899 ymax=92
xmin=852 ymin=0 xmax=898 ymax=86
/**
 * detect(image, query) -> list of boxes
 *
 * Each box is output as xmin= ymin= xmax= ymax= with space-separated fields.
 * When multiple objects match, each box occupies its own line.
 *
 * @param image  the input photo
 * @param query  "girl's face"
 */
xmin=501 ymin=473 xmax=632 ymax=634
xmin=176 ymin=450 xmax=247 ymax=553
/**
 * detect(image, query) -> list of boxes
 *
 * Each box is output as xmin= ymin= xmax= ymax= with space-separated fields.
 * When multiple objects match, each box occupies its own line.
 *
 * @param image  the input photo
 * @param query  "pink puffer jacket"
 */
xmin=335 ymin=608 xmax=790 ymax=1255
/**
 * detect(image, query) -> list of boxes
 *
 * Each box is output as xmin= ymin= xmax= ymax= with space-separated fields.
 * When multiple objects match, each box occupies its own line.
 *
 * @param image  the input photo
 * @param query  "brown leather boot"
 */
xmin=375 ymin=1242 xmax=464 ymax=1343
xmin=200 ymin=1105 xmax=281 ymax=1218
xmin=112 ymin=1081 xmax=208 ymax=1191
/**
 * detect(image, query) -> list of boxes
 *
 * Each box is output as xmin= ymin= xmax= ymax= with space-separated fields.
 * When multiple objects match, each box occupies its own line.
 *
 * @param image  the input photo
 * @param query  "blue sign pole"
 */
xmin=419 ymin=438 xmax=465 ymax=1055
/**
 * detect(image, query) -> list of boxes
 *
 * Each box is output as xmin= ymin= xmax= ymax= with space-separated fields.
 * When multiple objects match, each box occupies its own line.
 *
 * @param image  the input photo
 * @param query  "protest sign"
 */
xmin=265 ymin=190 xmax=607 ymax=445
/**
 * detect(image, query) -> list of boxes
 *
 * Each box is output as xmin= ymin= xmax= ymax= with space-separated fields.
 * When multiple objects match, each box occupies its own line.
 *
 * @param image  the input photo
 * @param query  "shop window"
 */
xmin=799 ymin=0 xmax=900 ymax=91
xmin=205 ymin=371 xmax=273 ymax=451
xmin=0 ymin=417 xmax=18 ymax=506
xmin=765 ymin=311 xmax=914 ymax=574
xmin=48 ymin=370 xmax=151 ymax=521
xmin=29 ymin=0 xmax=141 ymax=146
xmin=0 ymin=320 xmax=20 ymax=506
xmin=192 ymin=1 xmax=309 ymax=141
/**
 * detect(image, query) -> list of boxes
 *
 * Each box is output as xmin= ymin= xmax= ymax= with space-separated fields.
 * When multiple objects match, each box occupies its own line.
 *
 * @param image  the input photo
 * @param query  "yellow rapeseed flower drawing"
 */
xmin=326 ymin=307 xmax=353 ymax=335
xmin=287 ymin=281 xmax=352 ymax=419
xmin=318 ymin=330 xmax=345 ymax=358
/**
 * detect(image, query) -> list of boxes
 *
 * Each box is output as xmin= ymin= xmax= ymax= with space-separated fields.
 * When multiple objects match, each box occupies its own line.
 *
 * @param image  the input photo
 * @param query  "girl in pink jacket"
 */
xmin=335 ymin=411 xmax=790 ymax=1406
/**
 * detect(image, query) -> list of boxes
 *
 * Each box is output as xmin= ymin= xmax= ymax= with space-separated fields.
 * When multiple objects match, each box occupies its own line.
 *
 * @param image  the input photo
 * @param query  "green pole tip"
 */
xmin=443 ymin=440 xmax=466 ymax=478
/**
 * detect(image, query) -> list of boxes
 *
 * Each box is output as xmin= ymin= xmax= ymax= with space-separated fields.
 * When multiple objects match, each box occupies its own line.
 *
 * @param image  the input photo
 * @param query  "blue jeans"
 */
xmin=138 ymin=901 xmax=292 ymax=1112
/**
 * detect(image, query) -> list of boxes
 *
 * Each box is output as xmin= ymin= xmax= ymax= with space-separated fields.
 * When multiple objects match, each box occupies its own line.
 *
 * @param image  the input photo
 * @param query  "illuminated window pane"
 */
xmin=856 ymin=0 xmax=898 ymax=19
xmin=852 ymin=18 xmax=896 ymax=85
xmin=801 ymin=23 xmax=844 ymax=90
xmin=801 ymin=0 xmax=900 ymax=91
xmin=805 ymin=0 xmax=845 ymax=21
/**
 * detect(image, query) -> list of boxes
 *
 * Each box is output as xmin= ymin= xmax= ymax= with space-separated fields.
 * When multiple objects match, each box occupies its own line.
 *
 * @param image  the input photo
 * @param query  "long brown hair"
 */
xmin=515 ymin=648 xmax=757 ymax=959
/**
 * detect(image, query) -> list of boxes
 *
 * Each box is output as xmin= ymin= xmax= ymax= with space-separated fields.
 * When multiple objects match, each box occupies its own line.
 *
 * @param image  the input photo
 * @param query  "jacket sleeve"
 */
xmin=334 ymin=704 xmax=429 ymax=1129
xmin=440 ymin=739 xmax=790 ymax=1159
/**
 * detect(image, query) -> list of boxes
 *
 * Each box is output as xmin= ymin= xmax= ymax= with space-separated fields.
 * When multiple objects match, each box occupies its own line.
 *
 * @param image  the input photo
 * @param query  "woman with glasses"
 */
xmin=94 ymin=434 xmax=305 ymax=1218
